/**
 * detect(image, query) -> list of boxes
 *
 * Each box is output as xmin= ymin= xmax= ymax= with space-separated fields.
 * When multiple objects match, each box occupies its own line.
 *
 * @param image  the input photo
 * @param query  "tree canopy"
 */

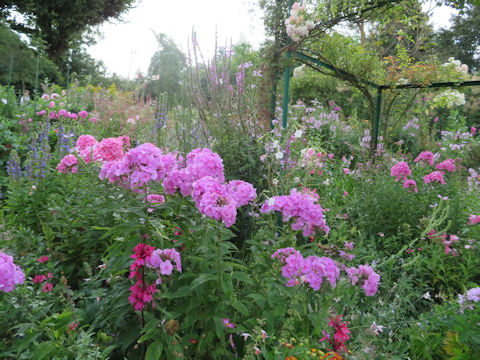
xmin=0 ymin=0 xmax=137 ymax=63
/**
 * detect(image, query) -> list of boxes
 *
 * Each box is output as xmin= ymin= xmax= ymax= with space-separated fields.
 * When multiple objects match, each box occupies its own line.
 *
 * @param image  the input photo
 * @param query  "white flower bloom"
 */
xmin=272 ymin=178 xmax=279 ymax=185
xmin=1 ymin=99 xmax=7 ymax=104
xmin=294 ymin=129 xmax=303 ymax=138
xmin=268 ymin=198 xmax=275 ymax=206
xmin=275 ymin=151 xmax=284 ymax=160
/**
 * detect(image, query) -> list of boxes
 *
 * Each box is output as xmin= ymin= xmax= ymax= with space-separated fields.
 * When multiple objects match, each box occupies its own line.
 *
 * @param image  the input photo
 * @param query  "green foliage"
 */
xmin=0 ymin=0 xmax=136 ymax=63
xmin=146 ymin=33 xmax=186 ymax=105
xmin=0 ymin=22 xmax=59 ymax=91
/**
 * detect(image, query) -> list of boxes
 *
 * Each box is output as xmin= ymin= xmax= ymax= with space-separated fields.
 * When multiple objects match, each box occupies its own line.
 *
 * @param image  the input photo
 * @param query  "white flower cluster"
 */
xmin=442 ymin=57 xmax=469 ymax=75
xmin=433 ymin=89 xmax=466 ymax=108
xmin=285 ymin=2 xmax=315 ymax=42
xmin=293 ymin=64 xmax=306 ymax=78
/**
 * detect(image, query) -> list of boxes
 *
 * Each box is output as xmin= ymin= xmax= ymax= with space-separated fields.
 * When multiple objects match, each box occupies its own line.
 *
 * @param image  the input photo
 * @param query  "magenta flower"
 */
xmin=260 ymin=188 xmax=329 ymax=237
xmin=56 ymin=154 xmax=78 ymax=174
xmin=403 ymin=179 xmax=418 ymax=193
xmin=222 ymin=318 xmax=235 ymax=328
xmin=42 ymin=282 xmax=53 ymax=293
xmin=37 ymin=256 xmax=49 ymax=263
xmin=390 ymin=161 xmax=411 ymax=182
xmin=346 ymin=264 xmax=380 ymax=296
xmin=424 ymin=171 xmax=446 ymax=185
xmin=414 ymin=151 xmax=434 ymax=166
xmin=435 ymin=158 xmax=456 ymax=172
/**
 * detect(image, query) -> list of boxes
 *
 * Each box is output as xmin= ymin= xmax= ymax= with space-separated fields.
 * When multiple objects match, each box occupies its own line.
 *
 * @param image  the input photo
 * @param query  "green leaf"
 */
xmin=145 ymin=341 xmax=163 ymax=360
xmin=232 ymin=300 xmax=250 ymax=316
xmin=190 ymin=273 xmax=217 ymax=288
xmin=32 ymin=341 xmax=54 ymax=360
xmin=231 ymin=271 xmax=254 ymax=285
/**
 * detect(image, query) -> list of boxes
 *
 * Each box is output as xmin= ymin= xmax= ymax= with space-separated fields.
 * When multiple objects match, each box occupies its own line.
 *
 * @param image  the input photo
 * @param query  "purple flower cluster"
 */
xmin=260 ymin=188 xmax=329 ymax=236
xmin=271 ymin=248 xmax=339 ymax=290
xmin=458 ymin=287 xmax=480 ymax=306
xmin=99 ymin=142 xmax=181 ymax=191
xmin=163 ymin=148 xmax=224 ymax=197
xmin=346 ymin=265 xmax=380 ymax=296
xmin=0 ymin=253 xmax=25 ymax=293
xmin=191 ymin=176 xmax=256 ymax=227
xmin=147 ymin=248 xmax=182 ymax=284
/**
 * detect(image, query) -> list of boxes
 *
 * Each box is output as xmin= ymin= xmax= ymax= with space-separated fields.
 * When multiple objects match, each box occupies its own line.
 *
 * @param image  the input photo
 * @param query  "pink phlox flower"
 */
xmin=260 ymin=188 xmax=329 ymax=236
xmin=78 ymin=110 xmax=88 ymax=119
xmin=75 ymin=135 xmax=98 ymax=163
xmin=346 ymin=264 xmax=380 ymax=296
xmin=390 ymin=161 xmax=411 ymax=182
xmin=159 ymin=151 xmax=184 ymax=173
xmin=99 ymin=160 xmax=127 ymax=185
xmin=192 ymin=176 xmax=238 ymax=227
xmin=122 ymin=143 xmax=166 ymax=188
xmin=271 ymin=247 xmax=301 ymax=263
xmin=435 ymin=158 xmax=456 ymax=172
xmin=344 ymin=242 xmax=354 ymax=249
xmin=302 ymin=256 xmax=340 ymax=291
xmin=281 ymin=253 xmax=304 ymax=287
xmin=37 ymin=256 xmax=49 ymax=263
xmin=424 ymin=171 xmax=446 ymax=185
xmin=93 ymin=137 xmax=126 ymax=163
xmin=56 ymin=154 xmax=78 ymax=174
xmin=468 ymin=215 xmax=480 ymax=225
xmin=225 ymin=180 xmax=257 ymax=207
xmin=148 ymin=248 xmax=182 ymax=274
xmin=403 ymin=179 xmax=418 ymax=192
xmin=414 ymin=151 xmax=434 ymax=166
xmin=186 ymin=148 xmax=225 ymax=183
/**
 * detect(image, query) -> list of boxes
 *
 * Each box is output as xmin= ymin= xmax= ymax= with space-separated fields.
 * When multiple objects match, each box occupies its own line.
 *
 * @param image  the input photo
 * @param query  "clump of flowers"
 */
xmin=432 ymin=89 xmax=466 ymax=108
xmin=403 ymin=179 xmax=418 ymax=193
xmin=346 ymin=264 xmax=380 ymax=296
xmin=271 ymin=248 xmax=343 ymax=291
xmin=424 ymin=171 xmax=446 ymax=185
xmin=414 ymin=151 xmax=434 ymax=166
xmin=458 ymin=287 xmax=480 ymax=311
xmin=128 ymin=243 xmax=182 ymax=311
xmin=56 ymin=154 xmax=79 ymax=174
xmin=93 ymin=136 xmax=129 ymax=163
xmin=163 ymin=148 xmax=225 ymax=197
xmin=0 ymin=253 xmax=25 ymax=293
xmin=261 ymin=188 xmax=329 ymax=237
xmin=390 ymin=161 xmax=412 ymax=182
xmin=75 ymin=135 xmax=98 ymax=163
xmin=435 ymin=158 xmax=456 ymax=172
xmin=285 ymin=2 xmax=315 ymax=42
xmin=191 ymin=176 xmax=238 ymax=228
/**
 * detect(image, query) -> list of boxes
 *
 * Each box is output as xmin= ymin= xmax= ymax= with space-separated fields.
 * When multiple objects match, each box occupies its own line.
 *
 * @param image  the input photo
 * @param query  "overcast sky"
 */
xmin=87 ymin=0 xmax=456 ymax=78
